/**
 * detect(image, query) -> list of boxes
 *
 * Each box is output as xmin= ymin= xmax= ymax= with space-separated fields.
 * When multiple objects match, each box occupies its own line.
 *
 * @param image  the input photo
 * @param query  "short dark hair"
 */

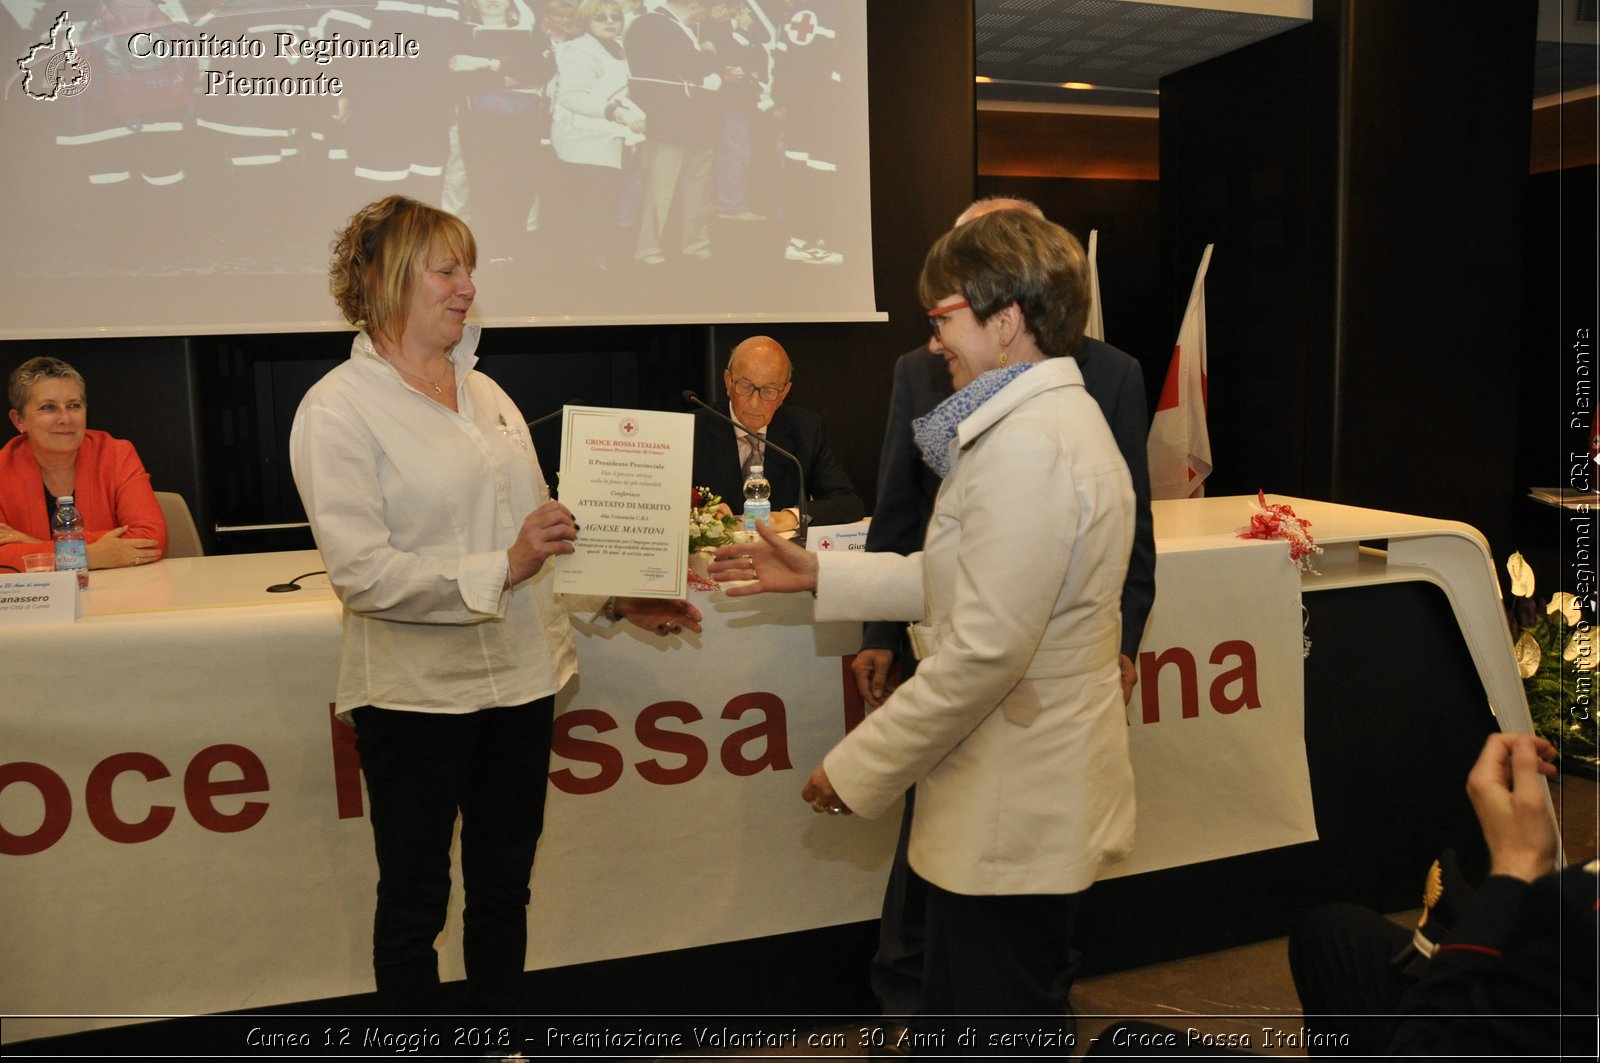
xmin=917 ymin=210 xmax=1089 ymax=359
xmin=8 ymin=356 xmax=86 ymax=414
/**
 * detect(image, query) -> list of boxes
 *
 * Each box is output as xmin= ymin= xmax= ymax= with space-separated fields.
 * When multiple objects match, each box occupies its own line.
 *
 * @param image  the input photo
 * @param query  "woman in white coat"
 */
xmin=550 ymin=0 xmax=646 ymax=269
xmin=713 ymin=210 xmax=1137 ymax=1023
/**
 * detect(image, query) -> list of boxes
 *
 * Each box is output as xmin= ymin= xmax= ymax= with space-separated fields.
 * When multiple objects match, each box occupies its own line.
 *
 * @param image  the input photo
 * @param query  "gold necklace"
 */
xmin=394 ymin=358 xmax=452 ymax=396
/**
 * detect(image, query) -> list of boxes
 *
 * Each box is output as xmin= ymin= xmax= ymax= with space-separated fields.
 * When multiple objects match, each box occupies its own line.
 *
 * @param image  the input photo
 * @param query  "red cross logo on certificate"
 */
xmin=786 ymin=10 xmax=817 ymax=45
xmin=619 ymin=417 xmax=638 ymax=436
xmin=818 ymin=537 xmax=832 ymax=550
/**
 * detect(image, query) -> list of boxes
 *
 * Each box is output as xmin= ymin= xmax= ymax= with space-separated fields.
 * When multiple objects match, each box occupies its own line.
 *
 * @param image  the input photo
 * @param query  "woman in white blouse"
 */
xmin=550 ymin=0 xmax=646 ymax=269
xmin=289 ymin=195 xmax=699 ymax=1015
xmin=712 ymin=210 xmax=1137 ymax=1024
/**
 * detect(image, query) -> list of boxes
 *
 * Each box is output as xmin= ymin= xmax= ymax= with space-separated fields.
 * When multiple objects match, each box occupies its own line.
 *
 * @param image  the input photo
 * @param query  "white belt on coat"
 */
xmin=905 ymin=619 xmax=1120 ymax=727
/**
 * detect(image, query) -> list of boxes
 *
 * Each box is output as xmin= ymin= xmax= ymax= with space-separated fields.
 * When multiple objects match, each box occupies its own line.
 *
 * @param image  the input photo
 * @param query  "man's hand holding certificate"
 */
xmin=555 ymin=406 xmax=695 ymax=599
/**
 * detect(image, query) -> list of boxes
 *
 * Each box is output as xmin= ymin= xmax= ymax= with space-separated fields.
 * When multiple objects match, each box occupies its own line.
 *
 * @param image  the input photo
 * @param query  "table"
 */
xmin=1 ymin=497 xmax=1532 ymax=1041
xmin=1155 ymin=496 xmax=1534 ymax=736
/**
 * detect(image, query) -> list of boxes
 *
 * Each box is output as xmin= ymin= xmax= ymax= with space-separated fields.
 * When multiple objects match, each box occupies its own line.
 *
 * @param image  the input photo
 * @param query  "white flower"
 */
xmin=1506 ymin=552 xmax=1535 ymax=599
xmin=1547 ymin=592 xmax=1583 ymax=626
xmin=1515 ymin=631 xmax=1542 ymax=678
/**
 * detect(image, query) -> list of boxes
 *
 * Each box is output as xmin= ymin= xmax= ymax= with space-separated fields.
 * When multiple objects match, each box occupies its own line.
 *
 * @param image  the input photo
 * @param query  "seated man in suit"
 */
xmin=692 ymin=335 xmax=864 ymax=532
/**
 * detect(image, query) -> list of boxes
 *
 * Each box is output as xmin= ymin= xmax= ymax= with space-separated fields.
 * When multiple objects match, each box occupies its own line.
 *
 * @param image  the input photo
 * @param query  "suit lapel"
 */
xmin=702 ymin=414 xmax=744 ymax=499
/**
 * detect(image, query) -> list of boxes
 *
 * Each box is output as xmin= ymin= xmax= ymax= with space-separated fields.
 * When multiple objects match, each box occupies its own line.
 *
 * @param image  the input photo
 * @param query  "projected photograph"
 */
xmin=0 ymin=0 xmax=876 ymax=337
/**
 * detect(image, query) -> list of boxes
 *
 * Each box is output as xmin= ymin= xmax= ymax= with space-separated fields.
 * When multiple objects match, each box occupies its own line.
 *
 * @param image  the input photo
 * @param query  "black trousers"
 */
xmin=873 ymin=789 xmax=1085 ymax=1023
xmin=870 ymin=787 xmax=927 ymax=1018
xmin=1288 ymin=902 xmax=1416 ymax=1056
xmin=922 ymin=882 xmax=1081 ymax=1025
xmin=352 ymin=699 xmax=554 ymax=1015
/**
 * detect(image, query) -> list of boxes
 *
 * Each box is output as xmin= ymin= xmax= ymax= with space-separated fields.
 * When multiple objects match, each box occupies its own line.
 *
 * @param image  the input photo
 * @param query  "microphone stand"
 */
xmin=266 ymin=571 xmax=326 ymax=593
xmin=682 ymin=390 xmax=810 ymax=542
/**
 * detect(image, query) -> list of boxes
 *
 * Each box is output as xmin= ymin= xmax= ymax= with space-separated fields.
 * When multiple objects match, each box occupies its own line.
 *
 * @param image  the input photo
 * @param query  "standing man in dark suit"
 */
xmin=625 ymin=0 xmax=720 ymax=266
xmin=858 ymin=197 xmax=1158 ymax=1023
xmin=692 ymin=335 xmax=864 ymax=532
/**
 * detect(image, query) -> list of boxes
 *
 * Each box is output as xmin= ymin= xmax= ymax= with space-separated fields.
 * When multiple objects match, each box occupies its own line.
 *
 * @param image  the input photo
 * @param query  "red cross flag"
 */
xmin=1147 ymin=243 xmax=1214 ymax=500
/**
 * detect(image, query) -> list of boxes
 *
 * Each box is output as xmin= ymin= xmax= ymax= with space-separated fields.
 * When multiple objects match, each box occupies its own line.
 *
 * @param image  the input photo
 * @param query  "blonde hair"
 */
xmin=328 ymin=196 xmax=477 ymax=346
xmin=577 ymin=0 xmax=623 ymax=26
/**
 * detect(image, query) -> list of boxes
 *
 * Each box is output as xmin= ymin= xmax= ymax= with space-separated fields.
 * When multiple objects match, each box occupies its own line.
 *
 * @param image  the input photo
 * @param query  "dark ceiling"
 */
xmin=971 ymin=0 xmax=1598 ymax=109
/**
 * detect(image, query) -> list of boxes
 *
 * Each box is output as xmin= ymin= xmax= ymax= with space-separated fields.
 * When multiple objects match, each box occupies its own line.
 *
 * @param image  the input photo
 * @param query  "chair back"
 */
xmin=154 ymin=491 xmax=203 ymax=558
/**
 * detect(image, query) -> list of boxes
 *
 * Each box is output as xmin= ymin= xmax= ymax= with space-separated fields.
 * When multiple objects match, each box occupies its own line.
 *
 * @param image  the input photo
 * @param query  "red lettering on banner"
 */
xmin=1139 ymin=647 xmax=1199 ymax=723
xmin=2 ymin=745 xmax=274 ymax=853
xmin=635 ymin=701 xmax=708 ymax=784
xmin=184 ymin=744 xmax=270 ymax=833
xmin=720 ymin=693 xmax=792 ymax=776
xmin=549 ymin=709 xmax=625 ymax=795
xmin=1136 ymin=641 xmax=1261 ymax=723
xmin=549 ymin=695 xmax=797 ymax=794
xmin=329 ymin=704 xmax=364 ymax=819
xmin=0 ymin=762 xmax=72 ymax=856
xmin=86 ymin=752 xmax=175 ymax=844
xmin=1208 ymin=640 xmax=1261 ymax=714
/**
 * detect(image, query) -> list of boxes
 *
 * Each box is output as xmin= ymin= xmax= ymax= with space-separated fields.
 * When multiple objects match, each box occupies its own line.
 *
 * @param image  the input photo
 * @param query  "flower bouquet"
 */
xmin=688 ymin=486 xmax=740 ymax=588
xmin=1505 ymin=552 xmax=1599 ymax=767
xmin=1236 ymin=490 xmax=1323 ymax=572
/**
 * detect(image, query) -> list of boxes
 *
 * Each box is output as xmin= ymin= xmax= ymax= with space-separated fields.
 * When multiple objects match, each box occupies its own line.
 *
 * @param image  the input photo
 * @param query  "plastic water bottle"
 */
xmin=52 ymin=494 xmax=88 ymax=588
xmin=742 ymin=464 xmax=772 ymax=531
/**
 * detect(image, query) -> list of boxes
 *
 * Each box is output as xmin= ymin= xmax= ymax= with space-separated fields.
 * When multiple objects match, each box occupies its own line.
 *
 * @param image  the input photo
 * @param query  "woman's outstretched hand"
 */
xmin=709 ymin=519 xmax=819 ymax=596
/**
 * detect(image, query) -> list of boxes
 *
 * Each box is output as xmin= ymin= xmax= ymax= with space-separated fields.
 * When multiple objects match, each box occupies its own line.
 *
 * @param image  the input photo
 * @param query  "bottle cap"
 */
xmin=749 ymin=465 xmax=763 ymax=476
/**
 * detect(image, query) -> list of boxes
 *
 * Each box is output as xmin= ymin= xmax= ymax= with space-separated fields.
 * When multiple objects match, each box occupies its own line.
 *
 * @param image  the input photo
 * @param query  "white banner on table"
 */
xmin=3 ymin=540 xmax=1313 ymax=1041
xmin=1103 ymin=539 xmax=1317 ymax=878
xmin=555 ymin=406 xmax=694 ymax=599
xmin=0 ymin=588 xmax=897 ymax=1043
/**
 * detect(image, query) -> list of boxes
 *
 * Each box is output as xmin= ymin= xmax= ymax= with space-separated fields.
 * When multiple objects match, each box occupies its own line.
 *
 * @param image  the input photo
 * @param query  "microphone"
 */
xmin=526 ymin=407 xmax=564 ymax=430
xmin=266 ymin=570 xmax=326 ymax=593
xmin=682 ymin=390 xmax=809 ymax=541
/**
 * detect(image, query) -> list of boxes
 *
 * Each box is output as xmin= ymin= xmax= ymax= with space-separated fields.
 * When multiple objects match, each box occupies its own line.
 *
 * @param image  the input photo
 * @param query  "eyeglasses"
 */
xmin=927 ymin=299 xmax=970 ymax=336
xmin=730 ymin=378 xmax=785 ymax=402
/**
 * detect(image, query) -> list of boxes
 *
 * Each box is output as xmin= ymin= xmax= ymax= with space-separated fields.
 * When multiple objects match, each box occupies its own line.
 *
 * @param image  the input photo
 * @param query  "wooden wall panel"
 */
xmin=978 ymin=108 xmax=1159 ymax=181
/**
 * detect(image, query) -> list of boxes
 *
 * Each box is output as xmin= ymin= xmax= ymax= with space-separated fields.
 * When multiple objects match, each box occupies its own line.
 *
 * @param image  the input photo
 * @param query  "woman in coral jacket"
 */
xmin=0 ymin=357 xmax=166 ymax=572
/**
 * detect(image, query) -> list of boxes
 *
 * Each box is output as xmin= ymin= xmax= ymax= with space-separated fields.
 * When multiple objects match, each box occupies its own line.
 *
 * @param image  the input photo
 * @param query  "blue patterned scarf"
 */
xmin=912 ymin=362 xmax=1037 ymax=477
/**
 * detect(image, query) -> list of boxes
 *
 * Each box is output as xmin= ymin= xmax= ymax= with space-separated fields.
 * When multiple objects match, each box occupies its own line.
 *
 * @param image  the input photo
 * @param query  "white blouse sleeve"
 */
xmin=290 ymin=398 xmax=512 ymax=624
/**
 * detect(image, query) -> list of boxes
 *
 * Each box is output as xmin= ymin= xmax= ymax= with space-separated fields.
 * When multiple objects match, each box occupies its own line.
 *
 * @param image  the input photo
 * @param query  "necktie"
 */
xmin=741 ymin=433 xmax=765 ymax=480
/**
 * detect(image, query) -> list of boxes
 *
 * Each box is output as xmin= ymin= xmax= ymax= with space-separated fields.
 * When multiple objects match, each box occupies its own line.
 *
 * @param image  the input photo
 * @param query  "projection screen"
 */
xmin=0 ymin=0 xmax=879 ymax=338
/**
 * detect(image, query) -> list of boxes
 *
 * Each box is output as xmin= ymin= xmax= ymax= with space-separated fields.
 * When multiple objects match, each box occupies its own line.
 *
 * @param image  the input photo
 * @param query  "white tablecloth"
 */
xmin=4 ymin=497 xmax=1525 ymax=1040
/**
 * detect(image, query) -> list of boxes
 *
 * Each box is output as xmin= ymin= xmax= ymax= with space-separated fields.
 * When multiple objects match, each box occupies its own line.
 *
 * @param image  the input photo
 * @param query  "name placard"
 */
xmin=806 ymin=520 xmax=871 ymax=553
xmin=0 ymin=572 xmax=81 ymax=627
